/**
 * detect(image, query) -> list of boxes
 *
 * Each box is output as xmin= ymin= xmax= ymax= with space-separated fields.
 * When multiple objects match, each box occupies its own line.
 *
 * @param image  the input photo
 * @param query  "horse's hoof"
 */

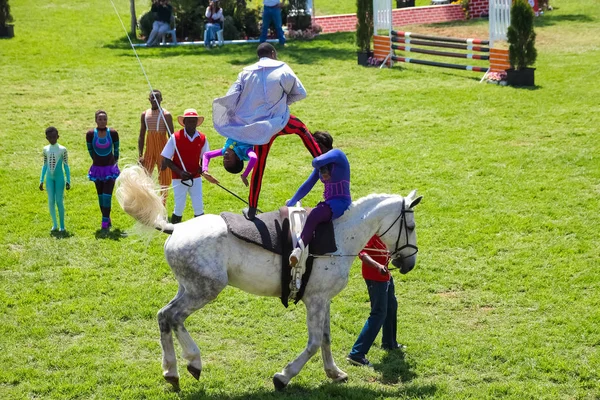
xmin=333 ymin=372 xmax=348 ymax=383
xmin=273 ymin=373 xmax=288 ymax=391
xmin=187 ymin=365 xmax=201 ymax=380
xmin=164 ymin=375 xmax=180 ymax=391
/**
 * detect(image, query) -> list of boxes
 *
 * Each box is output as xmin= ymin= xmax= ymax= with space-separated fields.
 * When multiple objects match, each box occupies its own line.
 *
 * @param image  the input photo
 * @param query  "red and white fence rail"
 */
xmin=374 ymin=30 xmax=509 ymax=78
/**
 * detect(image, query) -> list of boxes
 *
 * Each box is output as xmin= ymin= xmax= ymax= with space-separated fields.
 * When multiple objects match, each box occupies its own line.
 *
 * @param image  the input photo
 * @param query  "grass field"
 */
xmin=1 ymin=0 xmax=600 ymax=399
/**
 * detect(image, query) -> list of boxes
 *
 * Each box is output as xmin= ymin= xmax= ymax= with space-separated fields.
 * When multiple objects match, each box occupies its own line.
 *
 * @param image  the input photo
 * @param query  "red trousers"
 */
xmin=248 ymin=115 xmax=321 ymax=209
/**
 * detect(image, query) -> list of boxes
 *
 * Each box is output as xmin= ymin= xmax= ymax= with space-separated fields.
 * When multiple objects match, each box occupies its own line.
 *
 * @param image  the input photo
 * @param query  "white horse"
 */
xmin=116 ymin=166 xmax=422 ymax=391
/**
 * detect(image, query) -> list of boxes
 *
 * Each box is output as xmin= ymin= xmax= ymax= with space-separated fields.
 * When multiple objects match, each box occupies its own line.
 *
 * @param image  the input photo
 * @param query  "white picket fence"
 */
xmin=374 ymin=0 xmax=393 ymax=35
xmin=489 ymin=0 xmax=511 ymax=46
xmin=372 ymin=0 xmax=510 ymax=46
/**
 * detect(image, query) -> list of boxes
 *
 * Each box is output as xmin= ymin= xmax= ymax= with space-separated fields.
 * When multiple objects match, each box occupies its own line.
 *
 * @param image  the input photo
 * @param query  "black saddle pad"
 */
xmin=221 ymin=210 xmax=285 ymax=254
xmin=220 ymin=209 xmax=338 ymax=255
xmin=221 ymin=209 xmax=338 ymax=308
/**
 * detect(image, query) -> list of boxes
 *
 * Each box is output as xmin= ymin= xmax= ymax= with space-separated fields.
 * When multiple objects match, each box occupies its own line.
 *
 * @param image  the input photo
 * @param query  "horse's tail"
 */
xmin=115 ymin=165 xmax=174 ymax=234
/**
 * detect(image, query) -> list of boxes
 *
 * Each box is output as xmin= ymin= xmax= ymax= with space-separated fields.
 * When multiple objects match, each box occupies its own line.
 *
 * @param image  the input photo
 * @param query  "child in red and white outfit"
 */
xmin=161 ymin=109 xmax=210 ymax=223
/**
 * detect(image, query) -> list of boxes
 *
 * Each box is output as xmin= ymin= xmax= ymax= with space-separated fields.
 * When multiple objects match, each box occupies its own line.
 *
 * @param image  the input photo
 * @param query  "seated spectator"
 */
xmin=146 ymin=0 xmax=175 ymax=47
xmin=204 ymin=0 xmax=224 ymax=49
xmin=539 ymin=0 xmax=552 ymax=11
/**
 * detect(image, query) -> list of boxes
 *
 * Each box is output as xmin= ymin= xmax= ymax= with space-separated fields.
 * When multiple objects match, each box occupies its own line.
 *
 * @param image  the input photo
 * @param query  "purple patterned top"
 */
xmin=287 ymin=149 xmax=351 ymax=219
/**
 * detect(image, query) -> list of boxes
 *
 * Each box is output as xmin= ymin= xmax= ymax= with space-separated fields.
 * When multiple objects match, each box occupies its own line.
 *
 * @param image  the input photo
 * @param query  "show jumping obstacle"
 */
xmin=383 ymin=30 xmax=491 ymax=72
xmin=372 ymin=0 xmax=510 ymax=80
xmin=374 ymin=32 xmax=510 ymax=77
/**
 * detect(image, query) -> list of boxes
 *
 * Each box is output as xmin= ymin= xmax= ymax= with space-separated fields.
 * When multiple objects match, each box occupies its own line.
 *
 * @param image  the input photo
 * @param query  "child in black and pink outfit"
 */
xmin=160 ymin=108 xmax=210 ymax=223
xmin=86 ymin=110 xmax=120 ymax=230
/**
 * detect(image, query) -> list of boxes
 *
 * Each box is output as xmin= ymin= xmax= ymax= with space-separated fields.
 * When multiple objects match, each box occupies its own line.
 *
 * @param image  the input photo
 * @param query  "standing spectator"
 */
xmin=212 ymin=43 xmax=321 ymax=220
xmin=161 ymin=109 xmax=209 ymax=223
xmin=204 ymin=0 xmax=224 ymax=49
xmin=346 ymin=235 xmax=404 ymax=367
xmin=138 ymin=90 xmax=174 ymax=205
xmin=86 ymin=110 xmax=120 ymax=230
xmin=260 ymin=0 xmax=286 ymax=46
xmin=40 ymin=127 xmax=71 ymax=232
xmin=146 ymin=0 xmax=175 ymax=47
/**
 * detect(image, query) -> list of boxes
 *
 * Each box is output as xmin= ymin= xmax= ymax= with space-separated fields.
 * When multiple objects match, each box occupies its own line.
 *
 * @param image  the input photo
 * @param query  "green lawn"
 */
xmin=1 ymin=0 xmax=600 ymax=399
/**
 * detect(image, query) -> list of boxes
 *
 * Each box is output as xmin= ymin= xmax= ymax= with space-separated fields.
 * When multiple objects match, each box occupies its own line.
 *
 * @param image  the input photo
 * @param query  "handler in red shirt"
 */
xmin=347 ymin=235 xmax=403 ymax=367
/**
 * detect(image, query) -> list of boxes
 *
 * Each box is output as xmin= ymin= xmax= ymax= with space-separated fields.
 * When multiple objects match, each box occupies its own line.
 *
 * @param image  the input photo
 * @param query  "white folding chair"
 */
xmin=161 ymin=15 xmax=177 ymax=45
xmin=204 ymin=26 xmax=224 ymax=47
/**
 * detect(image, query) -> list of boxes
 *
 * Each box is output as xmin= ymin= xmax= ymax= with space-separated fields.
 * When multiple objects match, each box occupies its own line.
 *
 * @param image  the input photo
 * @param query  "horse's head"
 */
xmin=378 ymin=190 xmax=422 ymax=274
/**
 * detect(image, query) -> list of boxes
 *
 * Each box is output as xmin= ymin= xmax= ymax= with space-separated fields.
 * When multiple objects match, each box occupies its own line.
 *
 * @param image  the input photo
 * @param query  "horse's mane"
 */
xmin=351 ymin=193 xmax=401 ymax=207
xmin=336 ymin=193 xmax=403 ymax=223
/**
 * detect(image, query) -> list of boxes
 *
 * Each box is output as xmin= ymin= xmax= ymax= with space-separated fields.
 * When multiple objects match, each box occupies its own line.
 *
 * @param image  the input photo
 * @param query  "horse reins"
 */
xmin=379 ymin=199 xmax=418 ymax=260
xmin=310 ymin=200 xmax=418 ymax=262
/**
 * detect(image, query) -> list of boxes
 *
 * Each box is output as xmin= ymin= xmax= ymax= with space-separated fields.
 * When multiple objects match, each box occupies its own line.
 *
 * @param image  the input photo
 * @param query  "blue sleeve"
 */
xmin=311 ymin=149 xmax=346 ymax=169
xmin=110 ymin=129 xmax=120 ymax=162
xmin=86 ymin=142 xmax=94 ymax=159
xmin=113 ymin=140 xmax=120 ymax=162
xmin=86 ymin=132 xmax=95 ymax=160
xmin=287 ymin=169 xmax=319 ymax=206
xmin=40 ymin=151 xmax=48 ymax=183
xmin=63 ymin=148 xmax=71 ymax=184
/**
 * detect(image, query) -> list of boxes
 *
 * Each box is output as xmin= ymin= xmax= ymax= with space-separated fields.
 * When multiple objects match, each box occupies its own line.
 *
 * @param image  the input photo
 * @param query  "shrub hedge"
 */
xmin=139 ymin=0 xmax=279 ymax=41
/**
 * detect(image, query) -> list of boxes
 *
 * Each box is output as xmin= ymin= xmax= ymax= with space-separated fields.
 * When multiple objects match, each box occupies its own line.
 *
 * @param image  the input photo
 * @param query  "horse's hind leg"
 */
xmin=158 ymin=279 xmax=226 ymax=389
xmin=321 ymin=302 xmax=348 ymax=383
xmin=158 ymin=284 xmax=185 ymax=390
xmin=273 ymin=297 xmax=327 ymax=390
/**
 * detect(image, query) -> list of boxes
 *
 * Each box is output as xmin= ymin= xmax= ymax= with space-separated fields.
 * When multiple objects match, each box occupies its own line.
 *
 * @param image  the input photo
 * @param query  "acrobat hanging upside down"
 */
xmin=212 ymin=43 xmax=322 ymax=220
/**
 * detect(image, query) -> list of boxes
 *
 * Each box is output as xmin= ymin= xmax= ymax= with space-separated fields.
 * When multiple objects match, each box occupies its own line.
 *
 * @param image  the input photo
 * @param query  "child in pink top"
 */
xmin=202 ymin=138 xmax=257 ymax=187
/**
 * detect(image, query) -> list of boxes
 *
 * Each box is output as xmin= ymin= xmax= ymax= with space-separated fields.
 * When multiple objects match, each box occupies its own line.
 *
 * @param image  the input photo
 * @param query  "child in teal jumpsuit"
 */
xmin=40 ymin=127 xmax=71 ymax=232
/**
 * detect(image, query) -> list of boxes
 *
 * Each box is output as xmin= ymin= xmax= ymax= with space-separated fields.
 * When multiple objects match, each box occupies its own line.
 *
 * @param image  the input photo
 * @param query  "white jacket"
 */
xmin=212 ymin=58 xmax=307 ymax=145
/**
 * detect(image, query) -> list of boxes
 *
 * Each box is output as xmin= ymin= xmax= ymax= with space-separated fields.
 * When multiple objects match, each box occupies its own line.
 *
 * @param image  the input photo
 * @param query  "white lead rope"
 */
xmin=108 ymin=0 xmax=189 ymax=178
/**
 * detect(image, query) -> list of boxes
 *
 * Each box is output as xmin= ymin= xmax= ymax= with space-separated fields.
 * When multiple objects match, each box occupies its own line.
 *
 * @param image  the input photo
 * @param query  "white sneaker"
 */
xmin=289 ymin=247 xmax=302 ymax=268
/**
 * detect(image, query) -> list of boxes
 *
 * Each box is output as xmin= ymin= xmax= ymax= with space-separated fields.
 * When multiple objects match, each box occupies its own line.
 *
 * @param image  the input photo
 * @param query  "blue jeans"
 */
xmin=259 ymin=6 xmax=285 ymax=45
xmin=349 ymin=277 xmax=398 ymax=358
xmin=146 ymin=21 xmax=170 ymax=46
xmin=204 ymin=23 xmax=221 ymax=47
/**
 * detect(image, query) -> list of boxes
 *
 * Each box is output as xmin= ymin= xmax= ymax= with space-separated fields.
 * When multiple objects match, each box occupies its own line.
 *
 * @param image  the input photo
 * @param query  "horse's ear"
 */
xmin=409 ymin=196 xmax=422 ymax=208
xmin=407 ymin=189 xmax=417 ymax=201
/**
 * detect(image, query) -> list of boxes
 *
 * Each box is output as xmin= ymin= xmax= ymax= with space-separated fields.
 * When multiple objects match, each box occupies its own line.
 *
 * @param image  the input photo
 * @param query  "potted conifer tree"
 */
xmin=356 ymin=0 xmax=373 ymax=66
xmin=506 ymin=0 xmax=537 ymax=86
xmin=0 ymin=0 xmax=14 ymax=38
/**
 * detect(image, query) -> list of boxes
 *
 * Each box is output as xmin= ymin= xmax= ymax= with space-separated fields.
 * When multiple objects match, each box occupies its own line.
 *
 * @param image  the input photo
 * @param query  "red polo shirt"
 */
xmin=359 ymin=235 xmax=391 ymax=282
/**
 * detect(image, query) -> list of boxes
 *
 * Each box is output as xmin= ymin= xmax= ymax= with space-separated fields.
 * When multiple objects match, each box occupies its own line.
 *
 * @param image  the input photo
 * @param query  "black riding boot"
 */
xmin=170 ymin=213 xmax=182 ymax=224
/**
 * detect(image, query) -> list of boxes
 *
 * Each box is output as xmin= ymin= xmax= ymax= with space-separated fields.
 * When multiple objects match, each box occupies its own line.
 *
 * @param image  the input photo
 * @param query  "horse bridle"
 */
xmin=379 ymin=199 xmax=418 ymax=260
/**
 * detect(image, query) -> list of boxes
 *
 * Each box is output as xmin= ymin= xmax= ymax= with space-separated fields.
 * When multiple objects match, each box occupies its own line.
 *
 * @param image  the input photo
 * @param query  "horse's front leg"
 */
xmin=273 ymin=297 xmax=327 ymax=390
xmin=321 ymin=301 xmax=348 ymax=382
